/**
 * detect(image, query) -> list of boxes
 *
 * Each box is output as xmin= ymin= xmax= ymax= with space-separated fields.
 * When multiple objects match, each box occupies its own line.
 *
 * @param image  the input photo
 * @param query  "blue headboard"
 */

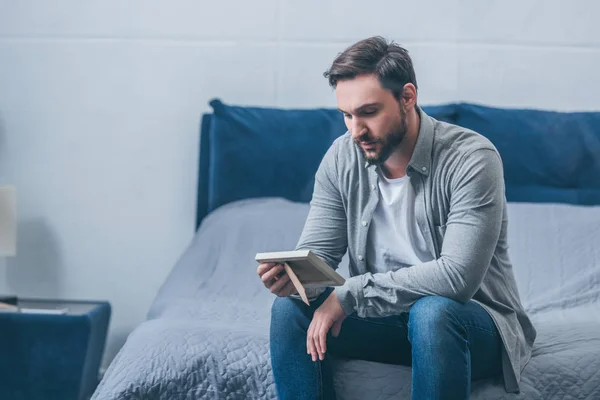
xmin=196 ymin=99 xmax=600 ymax=229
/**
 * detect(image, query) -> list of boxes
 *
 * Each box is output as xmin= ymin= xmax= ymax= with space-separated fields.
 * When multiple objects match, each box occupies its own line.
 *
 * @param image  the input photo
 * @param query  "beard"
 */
xmin=354 ymin=107 xmax=407 ymax=165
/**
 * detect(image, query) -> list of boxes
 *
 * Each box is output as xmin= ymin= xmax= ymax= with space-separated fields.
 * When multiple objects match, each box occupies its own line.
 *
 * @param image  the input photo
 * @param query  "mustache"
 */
xmin=354 ymin=134 xmax=379 ymax=145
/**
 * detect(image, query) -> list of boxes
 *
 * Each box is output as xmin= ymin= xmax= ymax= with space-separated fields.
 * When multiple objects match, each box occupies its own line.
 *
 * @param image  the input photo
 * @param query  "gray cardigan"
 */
xmin=295 ymin=107 xmax=536 ymax=392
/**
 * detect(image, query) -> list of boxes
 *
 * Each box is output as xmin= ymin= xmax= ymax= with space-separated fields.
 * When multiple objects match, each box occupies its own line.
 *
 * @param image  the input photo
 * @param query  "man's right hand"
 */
xmin=257 ymin=262 xmax=298 ymax=297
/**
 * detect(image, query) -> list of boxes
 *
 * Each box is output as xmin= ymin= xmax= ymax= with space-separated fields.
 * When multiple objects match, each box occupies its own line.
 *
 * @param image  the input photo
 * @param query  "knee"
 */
xmin=408 ymin=296 xmax=463 ymax=343
xmin=270 ymin=297 xmax=309 ymax=336
xmin=271 ymin=297 xmax=297 ymax=324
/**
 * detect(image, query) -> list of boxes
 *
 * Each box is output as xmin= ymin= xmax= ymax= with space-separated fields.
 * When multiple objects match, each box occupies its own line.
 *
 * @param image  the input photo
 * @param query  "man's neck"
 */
xmin=381 ymin=108 xmax=421 ymax=179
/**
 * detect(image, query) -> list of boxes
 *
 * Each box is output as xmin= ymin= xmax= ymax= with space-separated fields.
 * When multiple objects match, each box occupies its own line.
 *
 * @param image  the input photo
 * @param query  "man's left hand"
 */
xmin=307 ymin=290 xmax=347 ymax=362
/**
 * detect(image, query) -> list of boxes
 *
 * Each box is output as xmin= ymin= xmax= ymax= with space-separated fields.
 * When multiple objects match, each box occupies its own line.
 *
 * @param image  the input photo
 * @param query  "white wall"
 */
xmin=0 ymin=0 xmax=599 ymax=370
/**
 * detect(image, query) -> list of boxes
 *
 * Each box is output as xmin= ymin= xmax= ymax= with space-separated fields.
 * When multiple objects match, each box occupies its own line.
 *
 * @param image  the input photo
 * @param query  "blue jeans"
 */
xmin=270 ymin=288 xmax=503 ymax=400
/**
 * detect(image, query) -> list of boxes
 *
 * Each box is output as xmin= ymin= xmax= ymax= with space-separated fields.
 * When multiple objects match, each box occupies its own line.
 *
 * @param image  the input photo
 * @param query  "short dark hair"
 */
xmin=324 ymin=36 xmax=418 ymax=100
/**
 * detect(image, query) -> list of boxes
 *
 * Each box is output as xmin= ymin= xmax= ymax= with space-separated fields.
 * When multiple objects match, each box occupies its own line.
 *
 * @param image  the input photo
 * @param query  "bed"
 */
xmin=92 ymin=100 xmax=600 ymax=399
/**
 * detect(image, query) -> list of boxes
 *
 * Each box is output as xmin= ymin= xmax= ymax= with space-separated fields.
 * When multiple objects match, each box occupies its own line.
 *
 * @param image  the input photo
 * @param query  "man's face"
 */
xmin=335 ymin=74 xmax=407 ymax=165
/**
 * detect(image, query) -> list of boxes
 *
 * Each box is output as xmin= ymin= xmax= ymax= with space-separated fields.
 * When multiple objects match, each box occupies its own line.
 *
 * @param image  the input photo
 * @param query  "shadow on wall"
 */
xmin=6 ymin=218 xmax=64 ymax=299
xmin=0 ymin=111 xmax=64 ymax=299
xmin=101 ymin=330 xmax=130 ymax=373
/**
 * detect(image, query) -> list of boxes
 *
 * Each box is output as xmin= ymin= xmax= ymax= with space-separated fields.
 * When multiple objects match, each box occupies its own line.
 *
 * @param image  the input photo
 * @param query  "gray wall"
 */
xmin=0 ymin=0 xmax=598 ymax=369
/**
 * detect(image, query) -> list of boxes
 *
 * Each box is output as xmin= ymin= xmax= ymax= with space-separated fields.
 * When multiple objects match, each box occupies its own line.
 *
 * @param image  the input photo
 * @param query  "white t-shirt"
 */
xmin=366 ymin=170 xmax=435 ymax=273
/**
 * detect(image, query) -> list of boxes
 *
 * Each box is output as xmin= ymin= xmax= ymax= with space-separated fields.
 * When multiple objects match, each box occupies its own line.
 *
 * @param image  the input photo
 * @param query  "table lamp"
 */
xmin=0 ymin=186 xmax=17 ymax=306
xmin=0 ymin=186 xmax=16 ymax=257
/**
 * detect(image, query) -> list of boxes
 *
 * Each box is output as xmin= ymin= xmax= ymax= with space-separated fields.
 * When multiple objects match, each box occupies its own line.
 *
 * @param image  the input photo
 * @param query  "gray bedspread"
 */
xmin=92 ymin=198 xmax=600 ymax=399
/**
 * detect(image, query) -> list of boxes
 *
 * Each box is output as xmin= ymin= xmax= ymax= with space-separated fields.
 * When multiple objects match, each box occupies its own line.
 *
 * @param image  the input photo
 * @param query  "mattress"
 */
xmin=92 ymin=198 xmax=600 ymax=399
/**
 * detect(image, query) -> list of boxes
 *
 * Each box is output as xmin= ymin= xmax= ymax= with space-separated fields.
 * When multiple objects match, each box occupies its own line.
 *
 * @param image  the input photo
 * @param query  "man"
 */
xmin=257 ymin=36 xmax=536 ymax=400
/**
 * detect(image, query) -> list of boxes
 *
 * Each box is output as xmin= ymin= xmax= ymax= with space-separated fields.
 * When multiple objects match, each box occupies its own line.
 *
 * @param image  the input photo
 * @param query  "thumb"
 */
xmin=331 ymin=319 xmax=343 ymax=338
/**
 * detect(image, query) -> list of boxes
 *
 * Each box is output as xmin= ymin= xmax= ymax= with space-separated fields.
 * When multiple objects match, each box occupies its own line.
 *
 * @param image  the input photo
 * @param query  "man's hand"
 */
xmin=257 ymin=262 xmax=298 ymax=297
xmin=307 ymin=290 xmax=347 ymax=362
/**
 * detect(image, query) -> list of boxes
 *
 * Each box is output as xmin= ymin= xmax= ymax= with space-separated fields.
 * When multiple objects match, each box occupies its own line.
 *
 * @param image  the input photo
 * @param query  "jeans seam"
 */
xmin=461 ymin=323 xmax=498 ymax=336
xmin=447 ymin=310 xmax=499 ymax=339
xmin=347 ymin=314 xmax=407 ymax=329
xmin=316 ymin=359 xmax=323 ymax=399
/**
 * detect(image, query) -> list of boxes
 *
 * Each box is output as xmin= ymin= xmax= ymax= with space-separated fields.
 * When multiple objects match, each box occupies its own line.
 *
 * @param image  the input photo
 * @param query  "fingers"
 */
xmin=305 ymin=299 xmax=346 ymax=362
xmin=260 ymin=264 xmax=284 ymax=288
xmin=270 ymin=273 xmax=291 ymax=295
xmin=318 ymin=323 xmax=327 ymax=360
xmin=312 ymin=320 xmax=323 ymax=361
xmin=256 ymin=262 xmax=277 ymax=277
xmin=277 ymin=279 xmax=299 ymax=298
xmin=307 ymin=317 xmax=329 ymax=362
xmin=283 ymin=281 xmax=298 ymax=296
xmin=307 ymin=320 xmax=318 ymax=362
xmin=258 ymin=262 xmax=298 ymax=297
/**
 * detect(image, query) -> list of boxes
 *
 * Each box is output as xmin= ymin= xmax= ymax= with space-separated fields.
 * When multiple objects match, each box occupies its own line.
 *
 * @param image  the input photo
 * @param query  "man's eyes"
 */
xmin=341 ymin=110 xmax=377 ymax=119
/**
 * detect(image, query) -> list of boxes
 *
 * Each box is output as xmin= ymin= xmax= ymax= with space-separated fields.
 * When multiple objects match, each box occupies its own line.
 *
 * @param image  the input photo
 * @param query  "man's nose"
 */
xmin=351 ymin=118 xmax=366 ymax=140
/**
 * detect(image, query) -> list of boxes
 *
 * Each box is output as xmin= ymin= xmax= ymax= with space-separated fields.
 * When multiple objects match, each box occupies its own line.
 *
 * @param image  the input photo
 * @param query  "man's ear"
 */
xmin=401 ymin=83 xmax=417 ymax=110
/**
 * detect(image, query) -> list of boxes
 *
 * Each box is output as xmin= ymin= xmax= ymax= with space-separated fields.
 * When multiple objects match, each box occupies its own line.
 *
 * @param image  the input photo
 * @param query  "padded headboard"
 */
xmin=195 ymin=99 xmax=457 ymax=229
xmin=196 ymin=99 xmax=600 ymax=229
